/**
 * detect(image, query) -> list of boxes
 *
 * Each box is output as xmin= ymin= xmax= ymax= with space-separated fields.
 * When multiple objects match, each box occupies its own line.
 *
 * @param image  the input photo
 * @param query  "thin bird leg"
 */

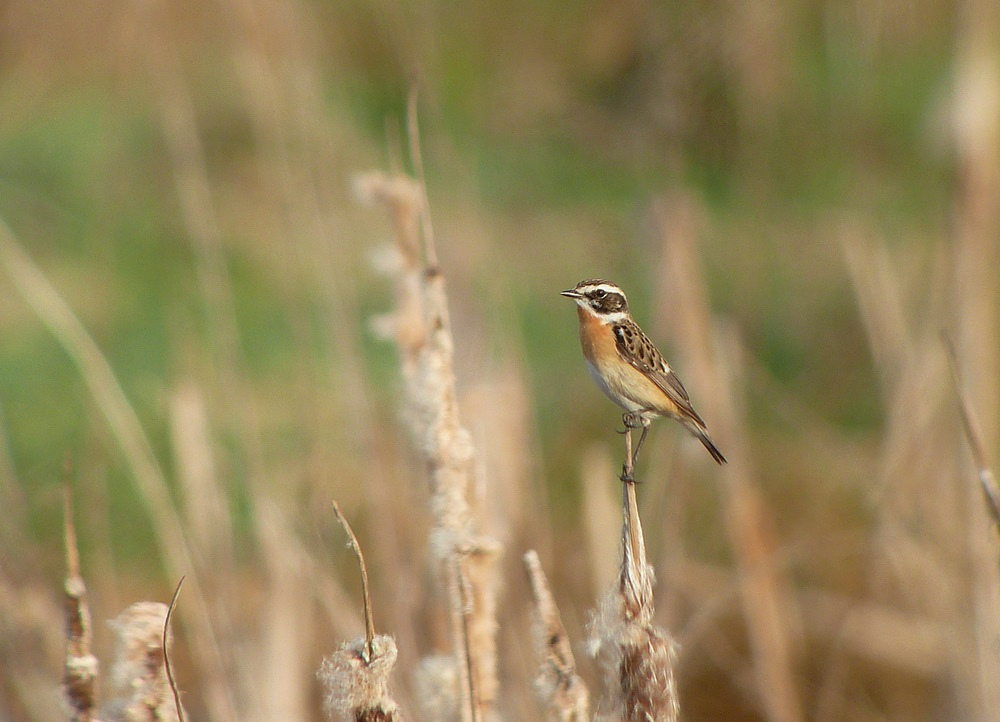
xmin=620 ymin=412 xmax=644 ymax=483
xmin=632 ymin=423 xmax=649 ymax=468
xmin=621 ymin=425 xmax=635 ymax=483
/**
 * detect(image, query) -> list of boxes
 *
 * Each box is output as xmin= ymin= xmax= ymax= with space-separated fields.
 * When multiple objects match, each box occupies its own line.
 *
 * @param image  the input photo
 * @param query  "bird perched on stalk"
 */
xmin=561 ymin=279 xmax=726 ymax=472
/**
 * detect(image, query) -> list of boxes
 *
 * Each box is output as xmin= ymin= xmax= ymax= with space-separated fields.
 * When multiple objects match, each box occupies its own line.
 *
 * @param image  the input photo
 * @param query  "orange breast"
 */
xmin=575 ymin=307 xmax=681 ymax=418
xmin=577 ymin=306 xmax=616 ymax=366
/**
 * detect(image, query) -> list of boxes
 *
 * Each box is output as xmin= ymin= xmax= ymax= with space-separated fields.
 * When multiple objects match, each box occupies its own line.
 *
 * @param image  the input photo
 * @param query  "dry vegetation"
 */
xmin=2 ymin=1 xmax=1000 ymax=721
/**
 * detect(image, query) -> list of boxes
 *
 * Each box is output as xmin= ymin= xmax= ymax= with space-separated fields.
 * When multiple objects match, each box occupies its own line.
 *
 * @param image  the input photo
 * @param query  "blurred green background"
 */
xmin=0 ymin=0 xmax=954 ymax=506
xmin=1 ymin=0 xmax=997 ymax=720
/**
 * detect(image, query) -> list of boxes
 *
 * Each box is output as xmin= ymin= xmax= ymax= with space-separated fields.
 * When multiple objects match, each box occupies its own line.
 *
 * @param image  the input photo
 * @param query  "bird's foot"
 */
xmin=621 ymin=411 xmax=643 ymax=430
xmin=620 ymin=464 xmax=642 ymax=484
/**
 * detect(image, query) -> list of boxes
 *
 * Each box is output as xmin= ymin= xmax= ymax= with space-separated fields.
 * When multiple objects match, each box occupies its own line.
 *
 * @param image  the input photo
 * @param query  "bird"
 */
xmin=561 ymin=279 xmax=727 ymax=469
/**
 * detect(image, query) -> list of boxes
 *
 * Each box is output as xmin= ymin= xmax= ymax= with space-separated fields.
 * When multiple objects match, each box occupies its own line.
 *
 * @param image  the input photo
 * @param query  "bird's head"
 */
xmin=560 ymin=279 xmax=630 ymax=320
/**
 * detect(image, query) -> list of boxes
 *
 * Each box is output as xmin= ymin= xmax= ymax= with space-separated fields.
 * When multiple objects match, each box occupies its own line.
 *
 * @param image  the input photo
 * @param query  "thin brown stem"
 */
xmin=317 ymin=504 xmax=401 ymax=720
xmin=164 ymin=577 xmax=187 ymax=722
xmin=332 ymin=501 xmax=376 ymax=660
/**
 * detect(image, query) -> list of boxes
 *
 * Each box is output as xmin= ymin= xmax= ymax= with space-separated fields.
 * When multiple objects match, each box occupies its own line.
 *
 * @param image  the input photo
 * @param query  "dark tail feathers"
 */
xmin=696 ymin=429 xmax=727 ymax=465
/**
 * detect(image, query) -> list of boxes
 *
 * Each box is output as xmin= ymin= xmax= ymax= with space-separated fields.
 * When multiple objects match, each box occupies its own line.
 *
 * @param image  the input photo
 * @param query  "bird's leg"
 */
xmin=632 ymin=420 xmax=650 ymax=468
xmin=620 ymin=412 xmax=643 ymax=483
xmin=621 ymin=429 xmax=635 ymax=483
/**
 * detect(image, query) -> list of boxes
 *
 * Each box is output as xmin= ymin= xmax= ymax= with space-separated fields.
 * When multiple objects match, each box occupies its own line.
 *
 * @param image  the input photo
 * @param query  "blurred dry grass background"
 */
xmin=1 ymin=0 xmax=999 ymax=720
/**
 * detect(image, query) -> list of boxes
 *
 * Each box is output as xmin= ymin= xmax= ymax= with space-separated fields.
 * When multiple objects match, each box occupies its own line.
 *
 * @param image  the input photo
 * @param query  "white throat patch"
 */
xmin=576 ymin=302 xmax=628 ymax=325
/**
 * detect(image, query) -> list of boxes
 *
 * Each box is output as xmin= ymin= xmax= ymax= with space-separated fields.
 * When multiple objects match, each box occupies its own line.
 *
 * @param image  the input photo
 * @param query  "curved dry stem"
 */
xmin=164 ymin=578 xmax=186 ymax=722
xmin=332 ymin=501 xmax=377 ymax=661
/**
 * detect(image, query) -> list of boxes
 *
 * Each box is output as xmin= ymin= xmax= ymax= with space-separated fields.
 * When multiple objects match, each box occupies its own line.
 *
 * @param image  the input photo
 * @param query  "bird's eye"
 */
xmin=593 ymin=289 xmax=606 ymax=299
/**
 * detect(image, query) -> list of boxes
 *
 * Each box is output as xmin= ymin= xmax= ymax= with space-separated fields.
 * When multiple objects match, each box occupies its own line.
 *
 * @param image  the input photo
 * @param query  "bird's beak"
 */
xmin=560 ymin=289 xmax=583 ymax=299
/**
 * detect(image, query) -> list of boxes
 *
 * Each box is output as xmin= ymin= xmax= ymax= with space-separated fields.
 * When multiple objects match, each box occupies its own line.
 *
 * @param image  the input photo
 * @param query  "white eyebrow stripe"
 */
xmin=578 ymin=283 xmax=627 ymax=301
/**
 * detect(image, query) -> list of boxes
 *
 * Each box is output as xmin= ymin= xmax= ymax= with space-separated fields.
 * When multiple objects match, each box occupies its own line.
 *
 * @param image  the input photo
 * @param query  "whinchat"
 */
xmin=561 ymin=279 xmax=727 ymax=467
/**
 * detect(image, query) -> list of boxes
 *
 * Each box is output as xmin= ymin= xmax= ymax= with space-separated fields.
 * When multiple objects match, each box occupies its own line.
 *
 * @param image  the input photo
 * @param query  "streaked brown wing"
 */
xmin=613 ymin=322 xmax=707 ymax=427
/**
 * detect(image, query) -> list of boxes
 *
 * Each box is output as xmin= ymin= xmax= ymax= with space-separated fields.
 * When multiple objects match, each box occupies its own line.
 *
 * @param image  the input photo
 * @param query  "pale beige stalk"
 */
xmin=524 ymin=550 xmax=590 ymax=722
xmin=356 ymin=145 xmax=500 ymax=722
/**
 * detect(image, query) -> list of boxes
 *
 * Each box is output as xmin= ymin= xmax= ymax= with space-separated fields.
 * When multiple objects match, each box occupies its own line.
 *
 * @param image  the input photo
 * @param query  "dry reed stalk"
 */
xmin=652 ymin=196 xmax=803 ymax=722
xmin=842 ymin=233 xmax=956 ymax=520
xmin=465 ymin=363 xmax=551 ymax=717
xmin=105 ymin=602 xmax=183 ymax=722
xmin=845 ymin=202 xmax=1000 ymax=722
xmin=842 ymin=233 xmax=909 ymax=390
xmin=0 ymin=583 xmax=65 ymax=720
xmin=944 ymin=334 xmax=1000 ymax=535
xmin=137 ymin=11 xmax=293 ymax=716
xmin=0 ymin=218 xmax=236 ymax=720
xmin=524 ymin=550 xmax=590 ymax=721
xmin=797 ymin=588 xmax=948 ymax=678
xmin=843 ymin=235 xmax=993 ymax=722
xmin=843 ymin=236 xmax=955 ymax=538
xmin=581 ymin=446 xmax=622 ymax=596
xmin=589 ymin=471 xmax=680 ymax=722
xmin=168 ymin=382 xmax=233 ymax=568
xmin=225 ymin=0 xmax=388 ymax=498
xmin=63 ymin=486 xmax=101 ymax=722
xmin=951 ymin=2 xmax=1000 ymax=441
xmin=462 ymin=540 xmax=502 ymax=719
xmin=673 ymin=558 xmax=950 ymax=680
xmin=723 ymin=470 xmax=803 ymax=722
xmin=248 ymin=497 xmax=371 ymax=714
xmin=135 ymin=1 xmax=245 ymax=413
xmin=464 ymin=363 xmax=541 ymax=550
xmin=257 ymin=500 xmax=313 ymax=722
xmin=356 ymin=98 xmax=500 ymax=722
xmin=156 ymin=5 xmax=392 ymax=713
xmin=318 ymin=503 xmax=402 ymax=722
xmin=950 ymin=8 xmax=1000 ymax=718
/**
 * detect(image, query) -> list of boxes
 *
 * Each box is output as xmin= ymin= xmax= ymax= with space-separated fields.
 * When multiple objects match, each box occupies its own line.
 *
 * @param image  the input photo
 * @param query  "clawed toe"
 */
xmin=621 ymin=412 xmax=642 ymax=429
xmin=619 ymin=465 xmax=641 ymax=484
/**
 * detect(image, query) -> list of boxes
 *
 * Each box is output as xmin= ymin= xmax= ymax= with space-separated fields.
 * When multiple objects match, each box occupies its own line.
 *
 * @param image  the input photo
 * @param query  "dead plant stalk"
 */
xmin=524 ymin=550 xmax=590 ymax=721
xmin=318 ymin=502 xmax=401 ymax=722
xmin=357 ymin=107 xmax=499 ymax=721
xmin=63 ymin=486 xmax=101 ymax=722
xmin=589 ymin=427 xmax=680 ymax=722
